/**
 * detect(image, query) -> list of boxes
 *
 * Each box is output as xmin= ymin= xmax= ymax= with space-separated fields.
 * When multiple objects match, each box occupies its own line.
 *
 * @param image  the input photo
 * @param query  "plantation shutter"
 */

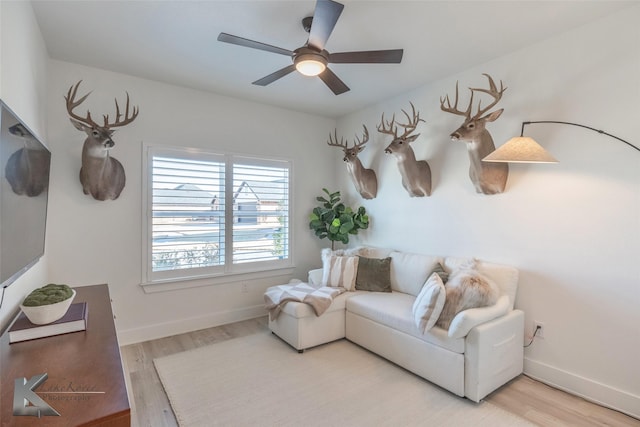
xmin=146 ymin=149 xmax=291 ymax=283
xmin=232 ymin=158 xmax=289 ymax=264
xmin=151 ymin=154 xmax=226 ymax=274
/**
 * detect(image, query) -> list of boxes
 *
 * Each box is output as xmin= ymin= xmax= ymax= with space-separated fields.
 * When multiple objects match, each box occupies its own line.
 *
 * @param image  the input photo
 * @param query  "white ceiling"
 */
xmin=31 ymin=1 xmax=635 ymax=119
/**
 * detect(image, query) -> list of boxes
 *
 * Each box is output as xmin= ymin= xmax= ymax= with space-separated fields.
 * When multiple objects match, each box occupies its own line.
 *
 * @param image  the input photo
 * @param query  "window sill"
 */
xmin=140 ymin=266 xmax=296 ymax=294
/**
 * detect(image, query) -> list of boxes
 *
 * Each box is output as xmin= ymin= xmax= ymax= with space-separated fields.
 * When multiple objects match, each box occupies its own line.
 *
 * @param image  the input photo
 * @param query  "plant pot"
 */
xmin=20 ymin=289 xmax=76 ymax=325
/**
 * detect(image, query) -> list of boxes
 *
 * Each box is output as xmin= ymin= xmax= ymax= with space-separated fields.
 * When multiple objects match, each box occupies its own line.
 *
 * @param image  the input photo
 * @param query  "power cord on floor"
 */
xmin=524 ymin=325 xmax=542 ymax=348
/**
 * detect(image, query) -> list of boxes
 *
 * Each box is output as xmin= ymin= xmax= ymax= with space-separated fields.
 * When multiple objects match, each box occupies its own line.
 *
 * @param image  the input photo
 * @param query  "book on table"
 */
xmin=8 ymin=302 xmax=88 ymax=343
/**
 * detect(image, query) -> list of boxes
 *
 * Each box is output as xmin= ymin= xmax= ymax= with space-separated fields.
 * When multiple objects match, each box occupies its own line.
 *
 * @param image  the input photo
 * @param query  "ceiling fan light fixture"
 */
xmin=218 ymin=0 xmax=403 ymax=94
xmin=296 ymin=59 xmax=326 ymax=76
xmin=294 ymin=53 xmax=327 ymax=76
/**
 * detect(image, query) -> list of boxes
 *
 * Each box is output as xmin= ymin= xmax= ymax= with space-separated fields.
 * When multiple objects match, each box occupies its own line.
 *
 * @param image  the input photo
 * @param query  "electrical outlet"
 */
xmin=534 ymin=321 xmax=545 ymax=339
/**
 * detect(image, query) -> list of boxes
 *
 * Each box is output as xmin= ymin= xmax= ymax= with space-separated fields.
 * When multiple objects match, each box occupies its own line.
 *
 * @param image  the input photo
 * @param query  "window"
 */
xmin=143 ymin=146 xmax=291 ymax=284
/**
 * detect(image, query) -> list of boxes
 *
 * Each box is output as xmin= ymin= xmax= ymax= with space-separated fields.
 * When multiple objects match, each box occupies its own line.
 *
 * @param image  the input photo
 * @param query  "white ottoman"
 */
xmin=268 ymin=290 xmax=359 ymax=352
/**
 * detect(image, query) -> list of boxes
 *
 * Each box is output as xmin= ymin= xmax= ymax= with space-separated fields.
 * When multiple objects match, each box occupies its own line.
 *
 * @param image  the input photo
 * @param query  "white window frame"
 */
xmin=141 ymin=144 xmax=294 ymax=290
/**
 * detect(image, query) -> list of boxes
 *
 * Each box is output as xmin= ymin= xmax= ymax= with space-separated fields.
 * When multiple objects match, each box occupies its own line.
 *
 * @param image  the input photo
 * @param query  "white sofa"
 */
xmin=267 ymin=247 xmax=524 ymax=402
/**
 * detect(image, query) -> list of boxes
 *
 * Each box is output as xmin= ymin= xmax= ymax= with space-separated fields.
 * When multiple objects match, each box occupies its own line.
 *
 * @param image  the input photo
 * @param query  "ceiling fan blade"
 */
xmin=329 ymin=49 xmax=404 ymax=64
xmin=252 ymin=65 xmax=297 ymax=86
xmin=217 ymin=32 xmax=294 ymax=56
xmin=307 ymin=0 xmax=344 ymax=51
xmin=318 ymin=67 xmax=350 ymax=95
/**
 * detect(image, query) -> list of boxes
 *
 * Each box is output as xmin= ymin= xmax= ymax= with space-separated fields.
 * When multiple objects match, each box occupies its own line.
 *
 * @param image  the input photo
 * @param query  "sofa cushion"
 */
xmin=355 ymin=256 xmax=392 ymax=292
xmin=389 ymin=251 xmax=443 ymax=296
xmin=412 ymin=273 xmax=445 ymax=333
xmin=448 ymin=295 xmax=510 ymax=339
xmin=444 ymin=257 xmax=518 ymax=309
xmin=346 ymin=292 xmax=464 ymax=353
xmin=322 ymin=255 xmax=359 ymax=291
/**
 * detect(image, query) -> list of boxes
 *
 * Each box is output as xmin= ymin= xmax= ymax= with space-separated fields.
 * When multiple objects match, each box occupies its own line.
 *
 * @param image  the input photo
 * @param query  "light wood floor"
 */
xmin=121 ymin=317 xmax=639 ymax=427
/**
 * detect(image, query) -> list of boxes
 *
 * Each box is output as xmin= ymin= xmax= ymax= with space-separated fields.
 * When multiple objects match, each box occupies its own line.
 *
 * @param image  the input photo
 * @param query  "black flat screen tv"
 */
xmin=0 ymin=101 xmax=51 ymax=288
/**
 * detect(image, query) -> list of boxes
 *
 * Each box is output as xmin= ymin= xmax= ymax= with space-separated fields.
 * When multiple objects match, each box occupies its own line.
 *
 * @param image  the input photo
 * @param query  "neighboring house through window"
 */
xmin=142 ymin=145 xmax=292 ymax=284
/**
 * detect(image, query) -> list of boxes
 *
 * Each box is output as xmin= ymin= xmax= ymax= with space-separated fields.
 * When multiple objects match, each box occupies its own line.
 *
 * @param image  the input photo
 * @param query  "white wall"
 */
xmin=45 ymin=61 xmax=336 ymax=344
xmin=337 ymin=6 xmax=640 ymax=418
xmin=0 ymin=1 xmax=50 ymax=331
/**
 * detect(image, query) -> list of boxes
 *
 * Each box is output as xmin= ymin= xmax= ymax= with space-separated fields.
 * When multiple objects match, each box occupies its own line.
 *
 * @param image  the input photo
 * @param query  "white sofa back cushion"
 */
xmin=443 ymin=257 xmax=519 ymax=309
xmin=390 ymin=251 xmax=443 ymax=296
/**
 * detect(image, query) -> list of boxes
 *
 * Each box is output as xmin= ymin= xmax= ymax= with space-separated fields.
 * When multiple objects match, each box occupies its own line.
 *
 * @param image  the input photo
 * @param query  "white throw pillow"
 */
xmin=412 ymin=273 xmax=446 ymax=333
xmin=448 ymin=295 xmax=510 ymax=339
xmin=322 ymin=255 xmax=359 ymax=291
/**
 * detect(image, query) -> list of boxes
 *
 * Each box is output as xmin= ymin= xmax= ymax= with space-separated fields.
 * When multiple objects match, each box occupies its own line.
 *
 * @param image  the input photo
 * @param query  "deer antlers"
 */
xmin=440 ymin=73 xmax=506 ymax=120
xmin=377 ymin=102 xmax=424 ymax=140
xmin=65 ymin=80 xmax=139 ymax=129
xmin=327 ymin=125 xmax=370 ymax=151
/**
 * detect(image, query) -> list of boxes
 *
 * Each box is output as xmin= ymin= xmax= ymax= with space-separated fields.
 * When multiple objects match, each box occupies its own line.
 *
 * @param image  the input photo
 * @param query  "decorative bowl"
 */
xmin=20 ymin=289 xmax=76 ymax=325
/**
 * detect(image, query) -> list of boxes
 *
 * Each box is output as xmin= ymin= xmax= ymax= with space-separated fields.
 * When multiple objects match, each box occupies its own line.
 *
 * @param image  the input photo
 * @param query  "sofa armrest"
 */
xmin=448 ymin=295 xmax=510 ymax=339
xmin=464 ymin=309 xmax=524 ymax=402
xmin=308 ymin=268 xmax=323 ymax=286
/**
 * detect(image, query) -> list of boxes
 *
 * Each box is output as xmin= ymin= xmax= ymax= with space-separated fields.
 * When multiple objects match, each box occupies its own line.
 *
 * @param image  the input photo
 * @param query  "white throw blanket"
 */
xmin=264 ymin=283 xmax=345 ymax=320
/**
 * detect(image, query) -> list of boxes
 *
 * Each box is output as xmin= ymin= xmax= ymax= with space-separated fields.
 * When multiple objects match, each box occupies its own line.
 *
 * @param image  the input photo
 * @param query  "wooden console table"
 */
xmin=1 ymin=284 xmax=130 ymax=426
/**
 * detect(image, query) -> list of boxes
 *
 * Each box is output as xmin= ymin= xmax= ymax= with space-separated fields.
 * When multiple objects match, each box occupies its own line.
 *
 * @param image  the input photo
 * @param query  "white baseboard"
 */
xmin=524 ymin=357 xmax=639 ymax=420
xmin=117 ymin=304 xmax=266 ymax=346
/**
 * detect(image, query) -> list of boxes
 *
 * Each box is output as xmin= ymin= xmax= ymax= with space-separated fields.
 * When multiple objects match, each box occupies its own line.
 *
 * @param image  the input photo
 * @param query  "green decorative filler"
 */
xmin=22 ymin=284 xmax=74 ymax=307
xmin=309 ymin=188 xmax=369 ymax=250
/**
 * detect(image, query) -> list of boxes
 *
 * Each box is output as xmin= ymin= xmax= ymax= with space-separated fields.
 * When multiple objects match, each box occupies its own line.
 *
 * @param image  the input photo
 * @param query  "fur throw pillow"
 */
xmin=435 ymin=266 xmax=499 ymax=330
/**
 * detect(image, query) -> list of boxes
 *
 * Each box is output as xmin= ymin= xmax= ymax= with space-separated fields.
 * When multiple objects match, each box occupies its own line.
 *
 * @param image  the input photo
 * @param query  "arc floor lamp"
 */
xmin=483 ymin=121 xmax=639 ymax=163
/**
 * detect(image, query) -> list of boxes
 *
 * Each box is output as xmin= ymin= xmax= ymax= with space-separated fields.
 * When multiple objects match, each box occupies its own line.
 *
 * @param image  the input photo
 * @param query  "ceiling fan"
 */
xmin=217 ymin=0 xmax=403 ymax=95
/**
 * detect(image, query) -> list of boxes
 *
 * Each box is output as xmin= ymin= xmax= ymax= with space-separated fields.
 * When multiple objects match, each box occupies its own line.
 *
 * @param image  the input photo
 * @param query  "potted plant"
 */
xmin=309 ymin=188 xmax=369 ymax=250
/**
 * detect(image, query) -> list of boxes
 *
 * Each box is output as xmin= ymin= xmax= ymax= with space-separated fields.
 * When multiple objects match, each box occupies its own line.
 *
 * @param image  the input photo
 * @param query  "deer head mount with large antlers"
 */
xmin=440 ymin=73 xmax=508 ymax=195
xmin=378 ymin=102 xmax=431 ymax=197
xmin=65 ymin=80 xmax=138 ymax=201
xmin=327 ymin=125 xmax=378 ymax=200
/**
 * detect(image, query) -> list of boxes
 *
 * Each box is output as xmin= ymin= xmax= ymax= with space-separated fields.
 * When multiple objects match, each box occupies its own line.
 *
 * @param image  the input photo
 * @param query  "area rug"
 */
xmin=154 ymin=333 xmax=534 ymax=427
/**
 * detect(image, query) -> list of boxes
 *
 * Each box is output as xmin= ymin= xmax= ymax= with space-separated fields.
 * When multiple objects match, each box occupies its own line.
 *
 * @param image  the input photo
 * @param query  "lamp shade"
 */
xmin=483 ymin=136 xmax=558 ymax=163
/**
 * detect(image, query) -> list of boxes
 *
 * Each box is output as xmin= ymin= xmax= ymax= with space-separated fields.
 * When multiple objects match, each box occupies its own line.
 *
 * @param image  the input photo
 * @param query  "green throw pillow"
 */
xmin=355 ymin=256 xmax=392 ymax=292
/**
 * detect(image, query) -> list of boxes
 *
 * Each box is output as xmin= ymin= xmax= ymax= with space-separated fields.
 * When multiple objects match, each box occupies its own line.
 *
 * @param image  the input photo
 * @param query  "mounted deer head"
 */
xmin=327 ymin=125 xmax=377 ymax=200
xmin=377 ymin=102 xmax=431 ymax=197
xmin=440 ymin=73 xmax=508 ymax=195
xmin=65 ymin=80 xmax=138 ymax=201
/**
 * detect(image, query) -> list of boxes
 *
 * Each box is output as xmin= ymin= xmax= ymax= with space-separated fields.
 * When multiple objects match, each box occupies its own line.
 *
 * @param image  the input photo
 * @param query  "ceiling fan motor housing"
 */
xmin=293 ymin=47 xmax=328 ymax=64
